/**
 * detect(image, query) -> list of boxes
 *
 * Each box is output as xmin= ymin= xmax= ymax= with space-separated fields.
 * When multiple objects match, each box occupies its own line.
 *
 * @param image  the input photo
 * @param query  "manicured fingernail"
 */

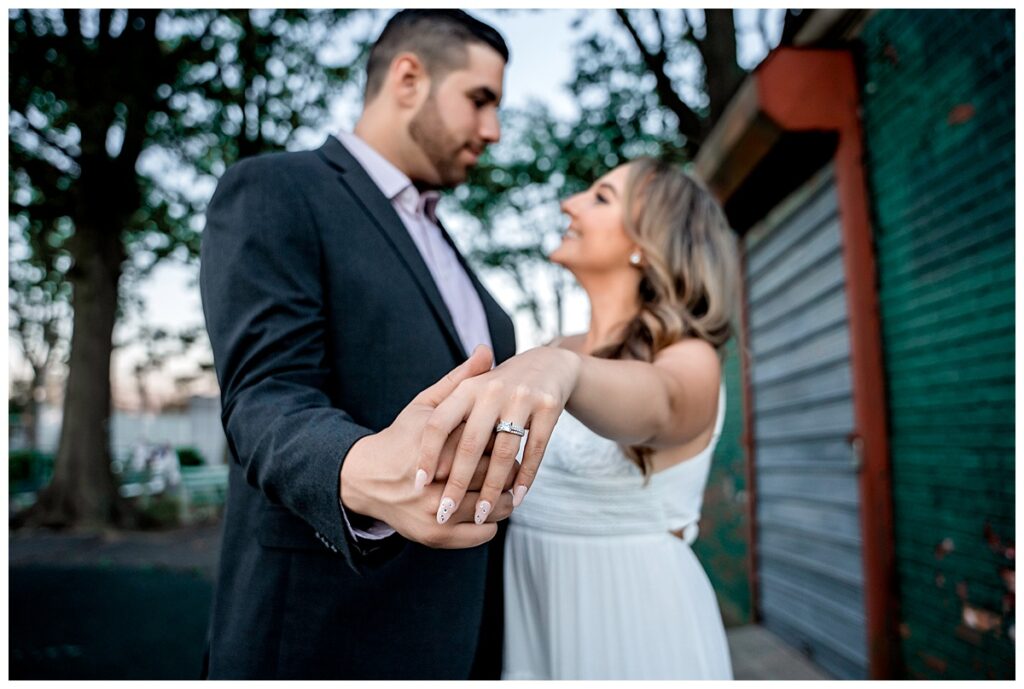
xmin=437 ymin=497 xmax=455 ymax=524
xmin=414 ymin=469 xmax=429 ymax=493
xmin=474 ymin=500 xmax=491 ymax=525
xmin=513 ymin=485 xmax=528 ymax=508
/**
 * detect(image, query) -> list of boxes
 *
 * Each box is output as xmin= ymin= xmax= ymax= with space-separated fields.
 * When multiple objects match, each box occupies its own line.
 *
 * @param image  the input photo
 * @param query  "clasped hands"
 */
xmin=340 ymin=344 xmax=580 ymax=549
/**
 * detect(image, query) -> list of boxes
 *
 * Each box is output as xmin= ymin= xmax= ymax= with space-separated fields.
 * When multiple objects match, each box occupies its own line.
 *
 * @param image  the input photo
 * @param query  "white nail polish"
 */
xmin=513 ymin=485 xmax=528 ymax=508
xmin=414 ymin=469 xmax=429 ymax=493
xmin=437 ymin=497 xmax=455 ymax=524
xmin=474 ymin=500 xmax=491 ymax=525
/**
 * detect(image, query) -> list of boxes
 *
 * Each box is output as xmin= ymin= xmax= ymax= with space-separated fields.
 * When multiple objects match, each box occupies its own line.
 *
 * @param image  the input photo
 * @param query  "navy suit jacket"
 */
xmin=199 ymin=135 xmax=516 ymax=678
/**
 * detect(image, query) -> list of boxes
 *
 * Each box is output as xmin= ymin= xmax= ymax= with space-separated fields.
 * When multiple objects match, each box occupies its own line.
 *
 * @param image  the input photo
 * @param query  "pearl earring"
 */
xmin=629 ymin=252 xmax=642 ymax=266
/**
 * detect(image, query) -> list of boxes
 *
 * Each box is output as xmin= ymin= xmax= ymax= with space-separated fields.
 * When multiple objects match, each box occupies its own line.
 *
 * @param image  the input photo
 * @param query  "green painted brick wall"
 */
xmin=693 ymin=335 xmax=751 ymax=626
xmin=860 ymin=9 xmax=1014 ymax=680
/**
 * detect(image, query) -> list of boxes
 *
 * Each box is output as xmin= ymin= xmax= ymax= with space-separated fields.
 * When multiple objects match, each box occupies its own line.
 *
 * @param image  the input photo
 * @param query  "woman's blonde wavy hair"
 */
xmin=591 ymin=157 xmax=741 ymax=476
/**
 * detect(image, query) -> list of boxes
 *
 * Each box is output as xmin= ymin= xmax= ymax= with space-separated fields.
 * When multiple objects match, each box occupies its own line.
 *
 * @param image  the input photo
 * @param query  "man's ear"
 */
xmin=389 ymin=52 xmax=430 ymax=109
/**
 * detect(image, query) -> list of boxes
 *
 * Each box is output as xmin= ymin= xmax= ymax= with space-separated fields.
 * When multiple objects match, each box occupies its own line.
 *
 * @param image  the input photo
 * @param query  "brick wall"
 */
xmin=859 ymin=9 xmax=1015 ymax=679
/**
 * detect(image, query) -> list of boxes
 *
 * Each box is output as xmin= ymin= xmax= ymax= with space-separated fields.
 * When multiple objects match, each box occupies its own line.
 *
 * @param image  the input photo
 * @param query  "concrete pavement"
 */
xmin=727 ymin=624 xmax=831 ymax=680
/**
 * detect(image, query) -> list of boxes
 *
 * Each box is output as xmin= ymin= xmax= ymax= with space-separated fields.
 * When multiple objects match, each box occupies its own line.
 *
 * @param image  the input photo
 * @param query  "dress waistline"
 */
xmin=509 ymin=466 xmax=700 ymax=542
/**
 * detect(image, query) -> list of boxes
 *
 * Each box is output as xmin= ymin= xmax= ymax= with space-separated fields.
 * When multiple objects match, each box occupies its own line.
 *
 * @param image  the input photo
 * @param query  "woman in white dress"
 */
xmin=495 ymin=157 xmax=741 ymax=680
xmin=414 ymin=156 xmax=738 ymax=678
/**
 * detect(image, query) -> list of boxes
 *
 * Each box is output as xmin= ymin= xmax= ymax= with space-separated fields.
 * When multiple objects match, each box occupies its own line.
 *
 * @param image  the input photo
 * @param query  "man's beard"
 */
xmin=408 ymin=93 xmax=469 ymax=190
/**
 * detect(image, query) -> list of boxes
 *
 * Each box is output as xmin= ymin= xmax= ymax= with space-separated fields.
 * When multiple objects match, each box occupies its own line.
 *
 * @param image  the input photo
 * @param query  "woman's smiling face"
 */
xmin=549 ymin=164 xmax=637 ymax=275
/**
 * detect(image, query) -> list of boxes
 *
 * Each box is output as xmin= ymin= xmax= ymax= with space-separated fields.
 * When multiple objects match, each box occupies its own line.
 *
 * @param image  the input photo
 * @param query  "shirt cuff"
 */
xmin=339 ymin=498 xmax=396 ymax=541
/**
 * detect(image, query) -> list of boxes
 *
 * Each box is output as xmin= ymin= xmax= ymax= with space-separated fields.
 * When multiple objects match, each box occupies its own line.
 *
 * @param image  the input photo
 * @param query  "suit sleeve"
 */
xmin=200 ymin=155 xmax=392 ymax=572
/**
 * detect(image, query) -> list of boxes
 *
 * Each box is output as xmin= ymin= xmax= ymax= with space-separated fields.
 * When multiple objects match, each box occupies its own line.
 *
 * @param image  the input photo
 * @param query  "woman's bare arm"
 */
xmin=564 ymin=338 xmax=721 ymax=448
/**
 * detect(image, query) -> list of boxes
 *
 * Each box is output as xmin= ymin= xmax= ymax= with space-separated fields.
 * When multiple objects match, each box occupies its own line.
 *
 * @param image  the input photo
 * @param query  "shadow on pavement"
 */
xmin=9 ymin=523 xmax=221 ymax=680
xmin=10 ymin=566 xmax=213 ymax=680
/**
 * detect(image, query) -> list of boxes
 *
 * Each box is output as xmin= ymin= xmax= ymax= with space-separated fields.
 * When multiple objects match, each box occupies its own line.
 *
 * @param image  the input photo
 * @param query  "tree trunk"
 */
xmin=701 ymin=9 xmax=746 ymax=126
xmin=14 ymin=226 xmax=139 ymax=529
xmin=12 ymin=9 xmax=164 ymax=530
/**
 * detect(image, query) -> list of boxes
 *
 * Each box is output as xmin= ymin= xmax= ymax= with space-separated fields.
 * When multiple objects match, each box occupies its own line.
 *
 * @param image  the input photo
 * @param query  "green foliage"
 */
xmin=8 ymin=9 xmax=371 ymax=527
xmin=462 ymin=31 xmax=689 ymax=233
xmin=8 ymin=8 xmax=366 ymax=391
xmin=9 ymin=450 xmax=55 ymax=490
xmin=175 ymin=446 xmax=205 ymax=467
xmin=135 ymin=493 xmax=183 ymax=529
xmin=126 ymin=9 xmax=362 ymax=275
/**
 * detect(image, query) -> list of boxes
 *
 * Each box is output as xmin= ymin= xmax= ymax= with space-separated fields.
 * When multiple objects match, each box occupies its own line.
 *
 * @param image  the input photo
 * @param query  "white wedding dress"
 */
xmin=502 ymin=386 xmax=733 ymax=680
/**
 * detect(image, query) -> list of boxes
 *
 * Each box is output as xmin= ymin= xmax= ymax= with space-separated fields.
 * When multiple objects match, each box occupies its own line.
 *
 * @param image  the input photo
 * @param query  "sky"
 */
xmin=12 ymin=8 xmax=785 ymax=409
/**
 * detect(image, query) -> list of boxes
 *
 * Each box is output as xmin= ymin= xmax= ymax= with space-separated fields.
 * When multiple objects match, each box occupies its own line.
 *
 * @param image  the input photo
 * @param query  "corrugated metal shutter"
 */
xmin=745 ymin=162 xmax=868 ymax=679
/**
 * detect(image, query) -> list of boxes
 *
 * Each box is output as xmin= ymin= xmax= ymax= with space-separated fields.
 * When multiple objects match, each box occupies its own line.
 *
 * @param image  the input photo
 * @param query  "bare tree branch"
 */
xmin=64 ymin=9 xmax=81 ymax=43
xmin=695 ymin=9 xmax=745 ymax=123
xmin=651 ymin=9 xmax=668 ymax=48
xmin=678 ymin=9 xmax=698 ymax=45
xmin=779 ymin=9 xmax=809 ymax=47
xmin=99 ymin=9 xmax=114 ymax=42
xmin=614 ymin=8 xmax=705 ymax=145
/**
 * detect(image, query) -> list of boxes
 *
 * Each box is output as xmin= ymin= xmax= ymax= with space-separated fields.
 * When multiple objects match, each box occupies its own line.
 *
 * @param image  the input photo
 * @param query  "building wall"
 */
xmin=859 ymin=9 xmax=1015 ymax=679
xmin=693 ymin=335 xmax=752 ymax=625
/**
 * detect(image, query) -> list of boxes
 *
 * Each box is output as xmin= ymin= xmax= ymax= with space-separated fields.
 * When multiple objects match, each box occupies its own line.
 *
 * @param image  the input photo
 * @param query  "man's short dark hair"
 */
xmin=364 ymin=10 xmax=509 ymax=101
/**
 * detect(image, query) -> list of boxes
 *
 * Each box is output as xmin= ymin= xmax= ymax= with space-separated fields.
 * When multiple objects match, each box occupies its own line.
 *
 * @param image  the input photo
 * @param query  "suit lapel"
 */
xmin=316 ymin=136 xmax=466 ymax=360
xmin=434 ymin=220 xmax=518 ymax=365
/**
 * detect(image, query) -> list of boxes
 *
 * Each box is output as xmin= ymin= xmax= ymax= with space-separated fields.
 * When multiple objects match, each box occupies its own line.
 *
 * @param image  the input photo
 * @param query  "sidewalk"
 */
xmin=727 ymin=624 xmax=831 ymax=680
xmin=9 ymin=522 xmax=222 ymax=579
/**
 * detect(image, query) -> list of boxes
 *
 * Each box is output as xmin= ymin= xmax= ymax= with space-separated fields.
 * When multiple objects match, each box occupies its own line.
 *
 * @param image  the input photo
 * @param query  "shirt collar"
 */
xmin=336 ymin=131 xmax=440 ymax=222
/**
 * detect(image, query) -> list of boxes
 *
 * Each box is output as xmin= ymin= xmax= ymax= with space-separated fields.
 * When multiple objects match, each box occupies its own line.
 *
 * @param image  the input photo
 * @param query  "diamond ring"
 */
xmin=494 ymin=420 xmax=526 ymax=437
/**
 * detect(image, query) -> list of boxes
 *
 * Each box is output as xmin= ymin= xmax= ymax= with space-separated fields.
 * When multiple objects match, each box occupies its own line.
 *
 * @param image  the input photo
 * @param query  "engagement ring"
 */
xmin=494 ymin=420 xmax=526 ymax=437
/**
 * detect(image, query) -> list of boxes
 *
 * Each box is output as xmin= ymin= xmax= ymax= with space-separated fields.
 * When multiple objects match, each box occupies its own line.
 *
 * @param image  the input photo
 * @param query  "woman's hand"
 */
xmin=416 ymin=346 xmax=582 ymax=526
xmin=341 ymin=345 xmax=516 ymax=549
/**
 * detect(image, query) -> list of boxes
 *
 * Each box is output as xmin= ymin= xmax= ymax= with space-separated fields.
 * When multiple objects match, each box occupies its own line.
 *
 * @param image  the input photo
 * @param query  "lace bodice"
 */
xmin=510 ymin=386 xmax=726 ymax=543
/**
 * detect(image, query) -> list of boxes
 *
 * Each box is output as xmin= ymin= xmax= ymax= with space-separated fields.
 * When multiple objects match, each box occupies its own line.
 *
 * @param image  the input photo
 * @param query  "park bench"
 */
xmin=180 ymin=464 xmax=229 ymax=511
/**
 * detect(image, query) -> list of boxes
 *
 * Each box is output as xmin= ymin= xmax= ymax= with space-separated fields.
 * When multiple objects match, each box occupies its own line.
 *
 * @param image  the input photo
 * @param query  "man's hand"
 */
xmin=339 ymin=346 xmax=516 ymax=549
xmin=416 ymin=346 xmax=582 ymax=528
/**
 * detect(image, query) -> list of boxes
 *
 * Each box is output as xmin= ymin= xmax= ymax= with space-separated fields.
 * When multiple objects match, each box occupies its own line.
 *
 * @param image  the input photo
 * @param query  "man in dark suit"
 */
xmin=200 ymin=10 xmax=519 ymax=678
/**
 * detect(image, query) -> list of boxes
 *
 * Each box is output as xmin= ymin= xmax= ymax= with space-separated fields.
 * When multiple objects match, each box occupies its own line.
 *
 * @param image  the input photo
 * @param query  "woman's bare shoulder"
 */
xmin=653 ymin=337 xmax=723 ymax=401
xmin=656 ymin=336 xmax=720 ymax=364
